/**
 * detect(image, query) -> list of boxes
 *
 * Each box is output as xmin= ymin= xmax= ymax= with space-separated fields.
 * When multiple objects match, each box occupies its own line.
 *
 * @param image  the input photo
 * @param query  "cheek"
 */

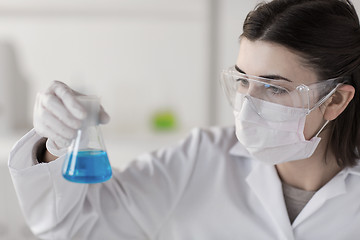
xmin=303 ymin=109 xmax=325 ymax=140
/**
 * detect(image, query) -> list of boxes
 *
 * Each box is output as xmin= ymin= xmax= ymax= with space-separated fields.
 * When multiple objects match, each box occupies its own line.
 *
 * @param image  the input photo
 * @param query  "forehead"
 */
xmin=236 ymin=38 xmax=318 ymax=85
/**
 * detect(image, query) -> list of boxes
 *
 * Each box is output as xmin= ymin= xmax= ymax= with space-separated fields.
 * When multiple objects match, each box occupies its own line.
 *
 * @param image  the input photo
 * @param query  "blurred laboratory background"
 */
xmin=1 ymin=0 xmax=359 ymax=239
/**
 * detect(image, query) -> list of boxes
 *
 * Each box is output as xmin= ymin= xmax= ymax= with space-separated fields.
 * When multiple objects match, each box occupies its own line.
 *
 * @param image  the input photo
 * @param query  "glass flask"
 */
xmin=62 ymin=96 xmax=112 ymax=184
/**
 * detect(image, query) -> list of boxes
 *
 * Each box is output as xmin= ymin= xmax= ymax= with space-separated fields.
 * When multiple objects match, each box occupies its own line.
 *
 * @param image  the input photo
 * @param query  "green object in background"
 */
xmin=152 ymin=110 xmax=177 ymax=131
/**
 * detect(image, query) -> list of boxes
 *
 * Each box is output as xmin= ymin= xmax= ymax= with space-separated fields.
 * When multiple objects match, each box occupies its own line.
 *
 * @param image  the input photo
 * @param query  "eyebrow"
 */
xmin=234 ymin=65 xmax=292 ymax=82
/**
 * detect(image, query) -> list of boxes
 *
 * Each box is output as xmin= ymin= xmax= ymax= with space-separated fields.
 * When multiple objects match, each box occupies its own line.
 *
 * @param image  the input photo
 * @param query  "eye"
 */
xmin=264 ymin=84 xmax=287 ymax=95
xmin=237 ymin=78 xmax=249 ymax=87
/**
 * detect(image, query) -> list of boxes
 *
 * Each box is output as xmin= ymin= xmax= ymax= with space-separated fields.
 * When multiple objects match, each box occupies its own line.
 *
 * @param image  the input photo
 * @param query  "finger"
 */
xmin=50 ymin=81 xmax=87 ymax=119
xmin=99 ymin=105 xmax=110 ymax=124
xmin=45 ymin=127 xmax=72 ymax=149
xmin=35 ymin=122 xmax=71 ymax=148
xmin=40 ymin=108 xmax=78 ymax=140
xmin=41 ymin=93 xmax=82 ymax=129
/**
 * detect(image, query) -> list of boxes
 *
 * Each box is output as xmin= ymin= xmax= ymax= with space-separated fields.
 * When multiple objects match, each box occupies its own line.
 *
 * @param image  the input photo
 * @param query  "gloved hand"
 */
xmin=33 ymin=80 xmax=110 ymax=157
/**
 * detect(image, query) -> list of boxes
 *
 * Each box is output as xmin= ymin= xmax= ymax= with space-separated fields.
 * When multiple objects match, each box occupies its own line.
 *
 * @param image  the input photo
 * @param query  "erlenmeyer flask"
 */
xmin=62 ymin=96 xmax=112 ymax=184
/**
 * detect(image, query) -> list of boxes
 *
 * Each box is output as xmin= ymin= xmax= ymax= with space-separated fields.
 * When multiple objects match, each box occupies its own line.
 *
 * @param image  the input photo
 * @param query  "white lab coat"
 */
xmin=8 ymin=127 xmax=360 ymax=240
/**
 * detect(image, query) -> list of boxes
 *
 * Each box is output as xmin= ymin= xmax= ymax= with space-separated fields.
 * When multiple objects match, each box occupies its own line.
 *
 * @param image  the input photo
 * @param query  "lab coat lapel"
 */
xmin=246 ymin=162 xmax=295 ymax=240
xmin=292 ymin=170 xmax=347 ymax=228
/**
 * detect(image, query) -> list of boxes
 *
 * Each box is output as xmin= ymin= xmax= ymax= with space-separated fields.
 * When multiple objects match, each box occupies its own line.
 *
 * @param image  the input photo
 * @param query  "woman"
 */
xmin=9 ymin=0 xmax=360 ymax=239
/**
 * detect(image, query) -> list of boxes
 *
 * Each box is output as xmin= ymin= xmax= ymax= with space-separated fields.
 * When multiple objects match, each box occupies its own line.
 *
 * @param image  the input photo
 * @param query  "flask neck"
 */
xmin=77 ymin=96 xmax=100 ymax=128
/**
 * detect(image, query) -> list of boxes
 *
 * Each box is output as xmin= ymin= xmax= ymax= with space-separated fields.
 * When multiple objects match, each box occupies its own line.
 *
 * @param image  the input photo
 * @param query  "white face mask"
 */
xmin=234 ymin=93 xmax=329 ymax=165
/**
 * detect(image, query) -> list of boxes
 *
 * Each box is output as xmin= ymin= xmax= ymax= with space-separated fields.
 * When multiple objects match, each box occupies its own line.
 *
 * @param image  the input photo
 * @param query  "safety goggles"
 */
xmin=220 ymin=66 xmax=345 ymax=121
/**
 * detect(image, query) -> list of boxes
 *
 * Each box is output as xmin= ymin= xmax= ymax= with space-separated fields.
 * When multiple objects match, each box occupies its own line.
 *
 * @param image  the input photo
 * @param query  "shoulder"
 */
xmin=184 ymin=126 xmax=237 ymax=148
xmin=145 ymin=126 xmax=239 ymax=165
xmin=128 ymin=126 xmax=247 ymax=175
xmin=175 ymin=125 xmax=249 ymax=164
xmin=345 ymin=161 xmax=360 ymax=179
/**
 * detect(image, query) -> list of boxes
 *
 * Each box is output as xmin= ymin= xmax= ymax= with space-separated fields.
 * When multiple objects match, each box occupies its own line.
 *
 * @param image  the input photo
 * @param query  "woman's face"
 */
xmin=236 ymin=37 xmax=327 ymax=140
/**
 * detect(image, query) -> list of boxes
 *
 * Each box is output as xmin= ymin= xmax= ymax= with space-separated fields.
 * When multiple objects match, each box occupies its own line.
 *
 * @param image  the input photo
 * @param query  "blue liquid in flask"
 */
xmin=63 ymin=150 xmax=112 ymax=184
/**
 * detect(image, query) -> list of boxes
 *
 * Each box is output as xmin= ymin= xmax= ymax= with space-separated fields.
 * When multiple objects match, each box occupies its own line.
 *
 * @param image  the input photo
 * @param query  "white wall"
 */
xmin=354 ymin=0 xmax=360 ymax=12
xmin=0 ymin=2 xmax=212 ymax=239
xmin=1 ymin=0 xmax=358 ymax=132
xmin=0 ymin=0 xmax=211 ymax=137
xmin=214 ymin=0 xmax=259 ymax=126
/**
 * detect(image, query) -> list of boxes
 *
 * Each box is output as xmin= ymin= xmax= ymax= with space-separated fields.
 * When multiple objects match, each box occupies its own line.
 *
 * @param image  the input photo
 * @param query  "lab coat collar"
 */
xmin=244 ymin=161 xmax=348 ymax=236
xmin=230 ymin=142 xmax=294 ymax=238
xmin=229 ymin=142 xmax=360 ymax=234
xmin=229 ymin=142 xmax=251 ymax=157
xmin=345 ymin=161 xmax=360 ymax=176
xmin=292 ymin=161 xmax=360 ymax=227
xmin=245 ymin=162 xmax=295 ymax=240
xmin=292 ymin=168 xmax=348 ymax=228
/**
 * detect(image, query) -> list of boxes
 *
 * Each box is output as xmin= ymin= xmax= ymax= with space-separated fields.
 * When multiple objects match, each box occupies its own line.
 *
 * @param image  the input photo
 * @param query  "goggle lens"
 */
xmin=220 ymin=66 xmax=343 ymax=122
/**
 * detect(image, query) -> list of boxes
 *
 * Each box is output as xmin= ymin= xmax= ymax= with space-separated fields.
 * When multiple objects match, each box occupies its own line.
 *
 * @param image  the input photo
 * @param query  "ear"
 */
xmin=323 ymin=84 xmax=355 ymax=121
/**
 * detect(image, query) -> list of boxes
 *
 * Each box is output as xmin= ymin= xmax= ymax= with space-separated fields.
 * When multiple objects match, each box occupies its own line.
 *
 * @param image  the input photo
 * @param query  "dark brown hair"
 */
xmin=242 ymin=0 xmax=360 ymax=167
